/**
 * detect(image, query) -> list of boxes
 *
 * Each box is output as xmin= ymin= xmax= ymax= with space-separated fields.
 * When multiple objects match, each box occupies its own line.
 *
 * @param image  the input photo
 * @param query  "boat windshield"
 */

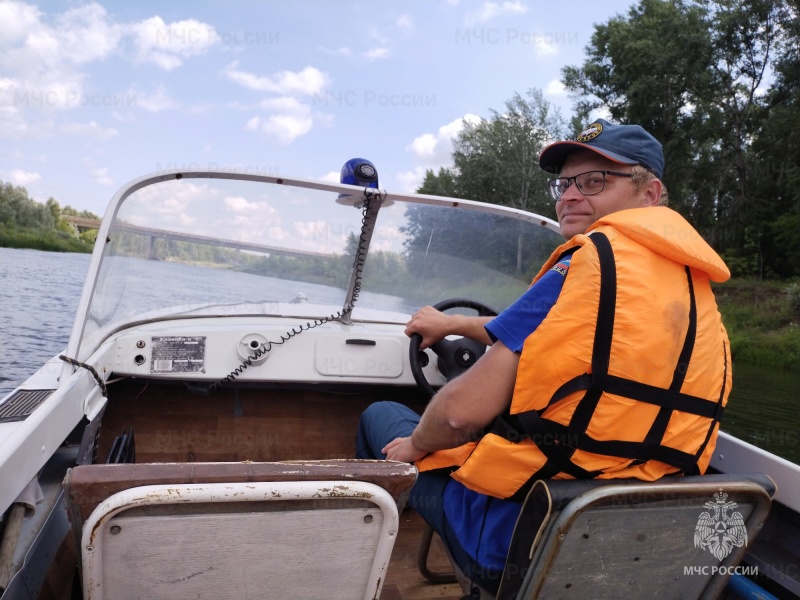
xmin=75 ymin=174 xmax=562 ymax=360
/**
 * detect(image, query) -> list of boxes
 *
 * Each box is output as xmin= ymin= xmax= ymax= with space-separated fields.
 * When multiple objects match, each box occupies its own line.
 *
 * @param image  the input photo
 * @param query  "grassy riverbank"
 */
xmin=0 ymin=225 xmax=93 ymax=253
xmin=715 ymin=279 xmax=800 ymax=371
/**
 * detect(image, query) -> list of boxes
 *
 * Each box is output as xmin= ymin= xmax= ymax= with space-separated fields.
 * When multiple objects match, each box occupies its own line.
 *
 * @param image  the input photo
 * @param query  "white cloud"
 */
xmin=62 ymin=120 xmax=119 ymax=140
xmin=0 ymin=1 xmax=41 ymax=47
xmin=92 ymin=167 xmax=113 ymax=185
xmin=259 ymin=96 xmax=308 ymax=112
xmin=110 ymin=110 xmax=135 ymax=123
xmin=1 ymin=168 xmax=41 ymax=186
xmin=0 ymin=2 xmax=120 ymax=71
xmin=242 ymin=92 xmax=328 ymax=144
xmin=319 ymin=171 xmax=340 ymax=183
xmin=319 ymin=46 xmax=352 ymax=57
xmin=0 ymin=105 xmax=37 ymax=137
xmin=395 ymin=166 xmax=429 ymax=194
xmin=406 ymin=114 xmax=481 ymax=164
xmin=465 ymin=1 xmax=527 ymax=25
xmin=397 ymin=15 xmax=413 ymax=32
xmin=544 ymin=80 xmax=566 ymax=96
xmin=131 ymin=180 xmax=214 ymax=225
xmin=0 ymin=2 xmax=119 ymax=135
xmin=55 ymin=3 xmax=123 ymax=65
xmin=408 ymin=133 xmax=438 ymax=158
xmin=246 ymin=114 xmax=314 ymax=144
xmin=367 ymin=27 xmax=389 ymax=47
xmin=399 ymin=114 xmax=482 ymax=192
xmin=364 ymin=48 xmax=390 ymax=60
xmin=294 ymin=219 xmax=328 ymax=240
xmin=0 ymin=2 xmax=120 ymax=129
xmin=130 ymin=84 xmax=180 ymax=112
xmin=223 ymin=61 xmax=330 ymax=96
xmin=534 ymin=36 xmax=559 ymax=57
xmin=225 ymin=196 xmax=259 ymax=211
xmin=129 ymin=16 xmax=219 ymax=71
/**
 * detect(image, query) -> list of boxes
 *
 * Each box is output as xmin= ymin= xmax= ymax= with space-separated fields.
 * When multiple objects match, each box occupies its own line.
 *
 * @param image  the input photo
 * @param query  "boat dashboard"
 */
xmin=103 ymin=316 xmax=444 ymax=388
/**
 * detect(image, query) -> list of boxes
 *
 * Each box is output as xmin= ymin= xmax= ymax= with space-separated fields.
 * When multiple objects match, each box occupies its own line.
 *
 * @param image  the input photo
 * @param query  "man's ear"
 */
xmin=641 ymin=178 xmax=663 ymax=207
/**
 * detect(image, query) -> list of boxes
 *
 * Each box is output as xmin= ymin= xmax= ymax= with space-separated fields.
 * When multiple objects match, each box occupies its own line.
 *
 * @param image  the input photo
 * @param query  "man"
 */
xmin=356 ymin=119 xmax=732 ymax=594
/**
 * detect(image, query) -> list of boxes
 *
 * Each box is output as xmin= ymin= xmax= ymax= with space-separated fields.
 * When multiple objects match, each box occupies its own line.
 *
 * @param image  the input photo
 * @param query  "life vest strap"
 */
xmin=548 ymin=374 xmax=725 ymax=420
xmin=635 ymin=266 xmax=697 ymax=462
xmin=575 ymin=437 xmax=702 ymax=473
xmin=565 ymin=233 xmax=617 ymax=436
xmin=688 ymin=340 xmax=729 ymax=474
xmin=491 ymin=412 xmax=703 ymax=477
xmin=489 ymin=413 xmax=599 ymax=479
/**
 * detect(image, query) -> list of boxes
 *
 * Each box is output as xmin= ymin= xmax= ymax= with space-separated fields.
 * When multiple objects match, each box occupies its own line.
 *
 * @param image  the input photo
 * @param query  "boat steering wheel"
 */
xmin=408 ymin=298 xmax=498 ymax=398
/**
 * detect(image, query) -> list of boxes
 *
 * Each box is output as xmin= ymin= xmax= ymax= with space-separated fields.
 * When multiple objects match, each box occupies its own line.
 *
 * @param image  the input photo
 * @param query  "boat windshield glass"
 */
xmin=78 ymin=175 xmax=562 ymax=358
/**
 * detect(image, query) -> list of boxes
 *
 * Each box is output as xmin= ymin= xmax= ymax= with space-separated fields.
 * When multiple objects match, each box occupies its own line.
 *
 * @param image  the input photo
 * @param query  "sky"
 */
xmin=0 ymin=0 xmax=640 ymax=217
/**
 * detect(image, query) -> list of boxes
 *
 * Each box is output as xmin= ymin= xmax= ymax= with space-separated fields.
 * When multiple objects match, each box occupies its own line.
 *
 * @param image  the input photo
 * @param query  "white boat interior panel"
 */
xmin=107 ymin=320 xmax=440 ymax=386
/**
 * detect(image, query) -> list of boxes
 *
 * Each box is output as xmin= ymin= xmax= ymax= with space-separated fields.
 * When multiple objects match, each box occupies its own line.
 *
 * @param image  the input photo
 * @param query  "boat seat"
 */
xmin=65 ymin=459 xmax=416 ymax=600
xmin=418 ymin=473 xmax=775 ymax=600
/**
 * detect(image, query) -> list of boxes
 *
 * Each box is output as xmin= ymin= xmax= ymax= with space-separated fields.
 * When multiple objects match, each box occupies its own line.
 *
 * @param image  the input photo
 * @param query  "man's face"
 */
xmin=555 ymin=150 xmax=658 ymax=240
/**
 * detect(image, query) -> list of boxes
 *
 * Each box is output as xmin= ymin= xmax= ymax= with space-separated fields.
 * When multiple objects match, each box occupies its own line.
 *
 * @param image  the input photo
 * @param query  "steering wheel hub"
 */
xmin=456 ymin=348 xmax=476 ymax=368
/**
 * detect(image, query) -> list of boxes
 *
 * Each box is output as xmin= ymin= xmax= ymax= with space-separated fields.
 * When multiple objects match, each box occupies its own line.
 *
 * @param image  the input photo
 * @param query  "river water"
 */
xmin=1 ymin=246 xmax=798 ymax=463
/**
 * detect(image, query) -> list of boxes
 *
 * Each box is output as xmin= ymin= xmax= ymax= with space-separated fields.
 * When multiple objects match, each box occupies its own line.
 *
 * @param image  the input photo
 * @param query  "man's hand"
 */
xmin=404 ymin=305 xmax=454 ymax=349
xmin=382 ymin=436 xmax=427 ymax=463
xmin=405 ymin=305 xmax=494 ymax=349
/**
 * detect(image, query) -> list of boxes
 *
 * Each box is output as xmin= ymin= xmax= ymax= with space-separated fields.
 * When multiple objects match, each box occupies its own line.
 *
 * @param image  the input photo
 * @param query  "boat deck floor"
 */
xmin=384 ymin=509 xmax=463 ymax=599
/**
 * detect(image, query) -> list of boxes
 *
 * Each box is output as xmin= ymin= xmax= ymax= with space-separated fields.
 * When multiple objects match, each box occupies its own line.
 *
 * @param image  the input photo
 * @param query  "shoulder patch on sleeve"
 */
xmin=551 ymin=256 xmax=571 ymax=277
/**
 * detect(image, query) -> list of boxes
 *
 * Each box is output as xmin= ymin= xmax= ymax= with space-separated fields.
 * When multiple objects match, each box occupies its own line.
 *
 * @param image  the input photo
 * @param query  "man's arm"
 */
xmin=383 ymin=340 xmax=519 ymax=462
xmin=404 ymin=305 xmax=493 ymax=349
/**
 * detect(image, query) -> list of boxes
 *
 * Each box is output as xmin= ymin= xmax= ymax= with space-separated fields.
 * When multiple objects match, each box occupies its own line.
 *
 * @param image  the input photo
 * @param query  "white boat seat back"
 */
xmin=66 ymin=460 xmax=416 ymax=600
xmin=497 ymin=473 xmax=775 ymax=600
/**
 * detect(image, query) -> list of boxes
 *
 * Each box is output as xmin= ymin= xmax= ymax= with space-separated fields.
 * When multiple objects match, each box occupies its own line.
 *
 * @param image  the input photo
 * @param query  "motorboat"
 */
xmin=0 ymin=164 xmax=797 ymax=599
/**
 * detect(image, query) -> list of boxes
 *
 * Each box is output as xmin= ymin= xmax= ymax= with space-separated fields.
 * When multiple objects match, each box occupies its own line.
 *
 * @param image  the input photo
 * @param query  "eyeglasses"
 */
xmin=547 ymin=170 xmax=634 ymax=201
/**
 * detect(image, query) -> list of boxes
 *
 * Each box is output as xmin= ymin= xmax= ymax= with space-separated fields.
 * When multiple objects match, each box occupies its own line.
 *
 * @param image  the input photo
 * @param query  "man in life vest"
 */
xmin=356 ymin=119 xmax=732 ymax=594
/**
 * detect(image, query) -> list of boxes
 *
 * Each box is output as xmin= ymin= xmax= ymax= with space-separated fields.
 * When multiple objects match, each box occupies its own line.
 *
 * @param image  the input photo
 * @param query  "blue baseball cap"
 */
xmin=539 ymin=119 xmax=664 ymax=179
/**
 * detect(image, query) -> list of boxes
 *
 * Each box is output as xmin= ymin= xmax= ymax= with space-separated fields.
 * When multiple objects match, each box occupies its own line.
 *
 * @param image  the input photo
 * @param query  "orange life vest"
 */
xmin=416 ymin=207 xmax=732 ymax=502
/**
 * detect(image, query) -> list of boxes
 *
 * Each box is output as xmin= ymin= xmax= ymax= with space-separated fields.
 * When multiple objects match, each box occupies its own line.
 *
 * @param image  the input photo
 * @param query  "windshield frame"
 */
xmin=64 ymin=169 xmax=561 ymax=368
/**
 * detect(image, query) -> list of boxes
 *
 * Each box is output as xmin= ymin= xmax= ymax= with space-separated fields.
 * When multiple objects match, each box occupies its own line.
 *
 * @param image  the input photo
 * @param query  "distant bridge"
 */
xmin=114 ymin=223 xmax=333 ymax=260
xmin=62 ymin=215 xmax=101 ymax=229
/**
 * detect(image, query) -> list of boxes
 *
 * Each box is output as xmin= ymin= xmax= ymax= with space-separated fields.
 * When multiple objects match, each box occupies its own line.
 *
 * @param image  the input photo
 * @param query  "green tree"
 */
xmin=408 ymin=89 xmax=565 ymax=274
xmin=450 ymin=89 xmax=565 ymax=219
xmin=416 ymin=167 xmax=458 ymax=198
xmin=0 ymin=182 xmax=54 ymax=229
xmin=562 ymin=0 xmax=716 ymax=222
xmin=744 ymin=2 xmax=800 ymax=278
xmin=562 ymin=0 xmax=791 ymax=276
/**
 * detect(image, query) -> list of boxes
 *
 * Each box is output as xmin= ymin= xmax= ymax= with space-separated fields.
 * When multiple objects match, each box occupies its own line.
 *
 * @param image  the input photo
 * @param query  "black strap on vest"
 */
xmin=492 ymin=233 xmax=727 ymax=503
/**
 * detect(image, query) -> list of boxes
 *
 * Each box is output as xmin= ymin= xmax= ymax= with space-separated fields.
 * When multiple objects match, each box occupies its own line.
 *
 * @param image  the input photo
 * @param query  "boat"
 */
xmin=0 ymin=163 xmax=798 ymax=599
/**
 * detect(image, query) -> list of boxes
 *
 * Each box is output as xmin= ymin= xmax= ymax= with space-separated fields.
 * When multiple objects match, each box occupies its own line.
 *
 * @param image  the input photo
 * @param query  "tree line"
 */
xmin=419 ymin=0 xmax=798 ymax=280
xmin=0 ymin=181 xmax=99 ymax=251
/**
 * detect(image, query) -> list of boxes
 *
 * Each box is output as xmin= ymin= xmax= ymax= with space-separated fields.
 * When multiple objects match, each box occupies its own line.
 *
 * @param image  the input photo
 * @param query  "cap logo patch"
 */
xmin=577 ymin=122 xmax=603 ymax=143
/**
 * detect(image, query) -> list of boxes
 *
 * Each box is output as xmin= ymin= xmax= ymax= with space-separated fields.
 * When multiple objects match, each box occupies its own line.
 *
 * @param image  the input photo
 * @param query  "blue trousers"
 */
xmin=355 ymin=401 xmax=502 ymax=593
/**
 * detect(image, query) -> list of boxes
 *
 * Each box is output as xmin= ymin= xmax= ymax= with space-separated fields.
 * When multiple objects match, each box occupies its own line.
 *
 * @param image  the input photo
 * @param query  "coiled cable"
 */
xmin=207 ymin=190 xmax=382 ymax=393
